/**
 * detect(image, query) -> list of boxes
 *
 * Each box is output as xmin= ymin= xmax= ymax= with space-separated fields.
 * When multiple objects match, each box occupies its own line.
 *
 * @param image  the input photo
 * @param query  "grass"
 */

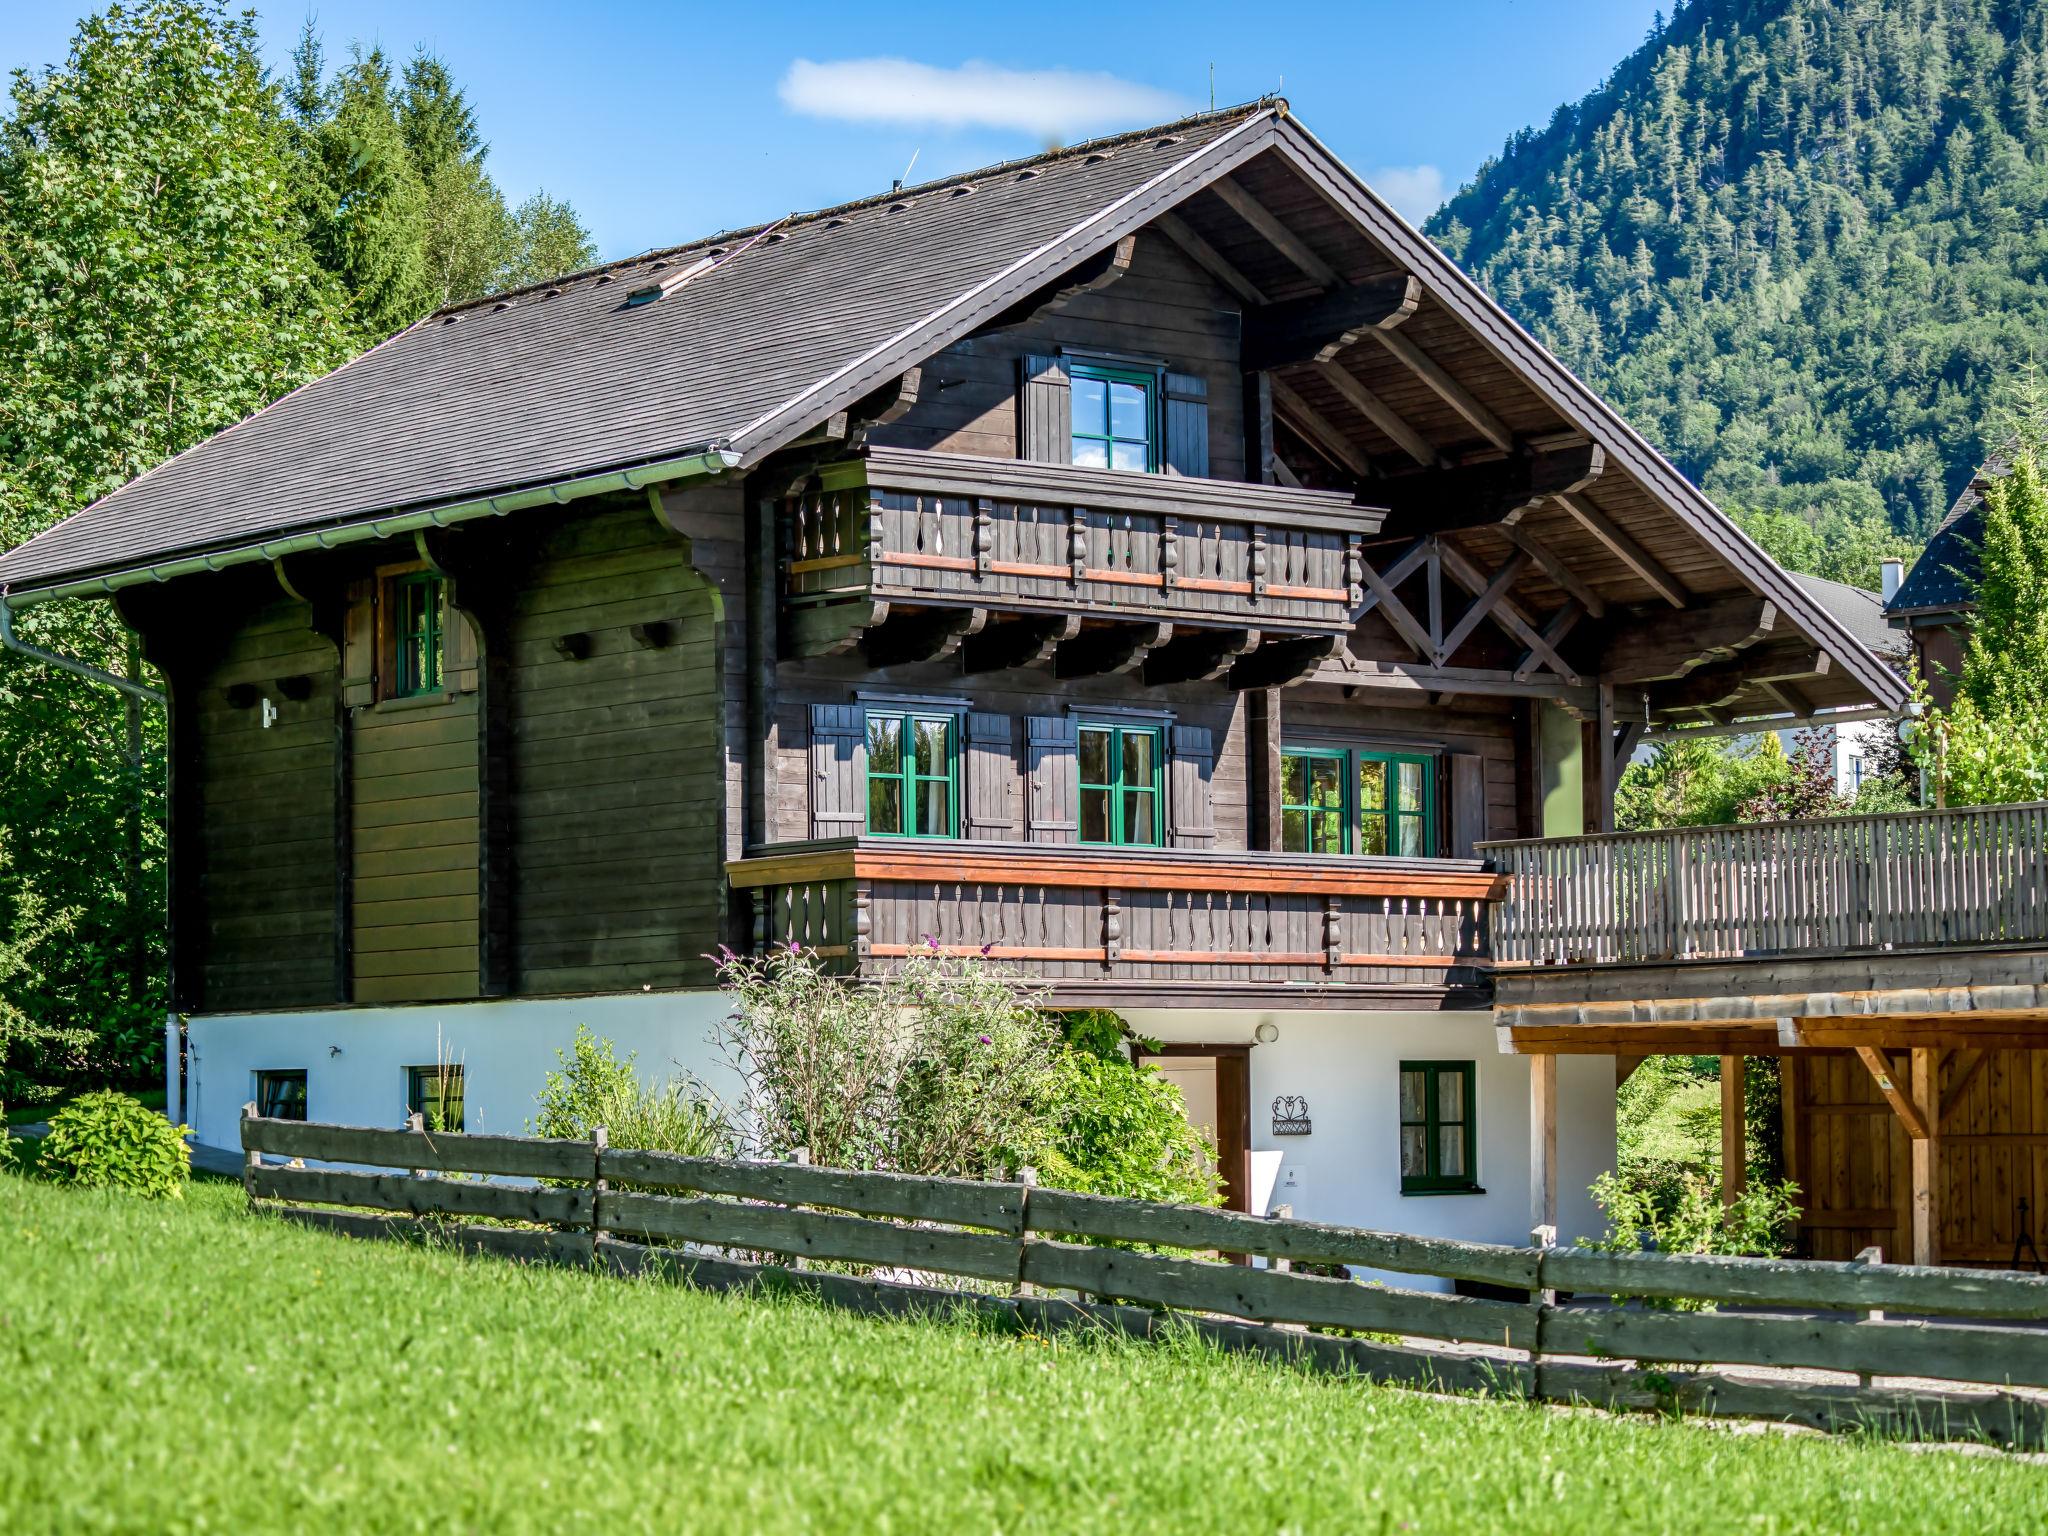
xmin=3 ymin=1171 xmax=2046 ymax=1535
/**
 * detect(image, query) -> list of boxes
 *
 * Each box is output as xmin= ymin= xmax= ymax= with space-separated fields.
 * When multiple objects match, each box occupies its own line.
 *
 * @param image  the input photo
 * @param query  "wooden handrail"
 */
xmin=1476 ymin=799 xmax=2048 ymax=852
xmin=727 ymin=838 xmax=1506 ymax=901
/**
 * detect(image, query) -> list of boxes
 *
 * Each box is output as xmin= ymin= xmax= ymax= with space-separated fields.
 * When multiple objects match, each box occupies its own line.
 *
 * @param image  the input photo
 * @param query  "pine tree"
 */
xmin=299 ymin=46 xmax=431 ymax=338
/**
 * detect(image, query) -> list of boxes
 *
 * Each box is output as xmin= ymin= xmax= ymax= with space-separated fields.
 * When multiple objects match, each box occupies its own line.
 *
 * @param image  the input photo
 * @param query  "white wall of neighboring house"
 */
xmin=1122 ymin=1007 xmax=1614 ymax=1285
xmin=1777 ymin=715 xmax=1897 ymax=799
xmin=174 ymin=995 xmax=1614 ymax=1276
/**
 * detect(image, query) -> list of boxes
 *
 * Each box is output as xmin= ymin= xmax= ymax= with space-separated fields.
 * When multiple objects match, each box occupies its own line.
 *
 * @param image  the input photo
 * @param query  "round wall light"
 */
xmin=1254 ymin=1023 xmax=1279 ymax=1044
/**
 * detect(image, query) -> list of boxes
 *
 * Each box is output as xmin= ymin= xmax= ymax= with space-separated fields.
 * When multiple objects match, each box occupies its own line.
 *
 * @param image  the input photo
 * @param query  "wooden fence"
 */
xmin=242 ymin=1112 xmax=2048 ymax=1449
xmin=1482 ymin=801 xmax=2048 ymax=966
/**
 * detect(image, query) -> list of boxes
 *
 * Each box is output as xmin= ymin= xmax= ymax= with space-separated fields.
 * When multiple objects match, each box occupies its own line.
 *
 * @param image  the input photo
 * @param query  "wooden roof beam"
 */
xmin=1433 ymin=536 xmax=1586 ymax=685
xmin=1241 ymin=277 xmax=1421 ymax=371
xmin=1210 ymin=177 xmax=1343 ymax=288
xmin=1504 ymin=525 xmax=1607 ymax=619
xmin=1228 ymin=632 xmax=1344 ymax=691
xmin=1355 ymin=538 xmax=1436 ymax=659
xmin=1600 ymin=595 xmax=1781 ymax=684
xmin=962 ymin=613 xmax=1079 ymax=674
xmin=1363 ymin=327 xmax=1515 ymax=454
xmin=1268 ymin=376 xmax=1375 ymax=482
xmin=977 ymin=235 xmax=1137 ymax=333
xmin=1152 ymin=211 xmax=1268 ymax=306
xmin=1376 ymin=443 xmax=1606 ymax=538
xmin=1055 ymin=621 xmax=1170 ymax=680
xmin=1143 ymin=626 xmax=1260 ymax=686
xmin=1433 ymin=549 xmax=1531 ymax=666
xmin=1314 ymin=359 xmax=1439 ymax=468
xmin=1555 ymin=490 xmax=1687 ymax=609
xmin=860 ymin=605 xmax=986 ymax=668
xmin=1316 ymin=656 xmax=1598 ymax=709
xmin=1853 ymin=1046 xmax=1932 ymax=1141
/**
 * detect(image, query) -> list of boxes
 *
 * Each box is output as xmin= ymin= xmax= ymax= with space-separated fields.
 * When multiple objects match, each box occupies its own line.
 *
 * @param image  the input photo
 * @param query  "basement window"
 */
xmin=406 ymin=1064 xmax=466 ymax=1133
xmin=1400 ymin=1061 xmax=1478 ymax=1194
xmin=255 ymin=1070 xmax=308 ymax=1122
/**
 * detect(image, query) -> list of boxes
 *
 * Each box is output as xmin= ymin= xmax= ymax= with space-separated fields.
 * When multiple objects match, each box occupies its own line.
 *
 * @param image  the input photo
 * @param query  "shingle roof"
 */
xmin=1887 ymin=448 xmax=2011 ymax=617
xmin=1792 ymin=572 xmax=1908 ymax=664
xmin=0 ymin=104 xmax=1274 ymax=592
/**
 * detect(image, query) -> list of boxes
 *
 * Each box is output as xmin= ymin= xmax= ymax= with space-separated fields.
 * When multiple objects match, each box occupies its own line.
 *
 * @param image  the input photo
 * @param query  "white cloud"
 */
xmin=1367 ymin=164 xmax=1448 ymax=228
xmin=779 ymin=58 xmax=1188 ymax=142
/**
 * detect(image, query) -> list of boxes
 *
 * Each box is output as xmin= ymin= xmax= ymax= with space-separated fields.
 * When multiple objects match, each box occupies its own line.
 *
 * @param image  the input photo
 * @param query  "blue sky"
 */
xmin=3 ymin=1 xmax=1663 ymax=261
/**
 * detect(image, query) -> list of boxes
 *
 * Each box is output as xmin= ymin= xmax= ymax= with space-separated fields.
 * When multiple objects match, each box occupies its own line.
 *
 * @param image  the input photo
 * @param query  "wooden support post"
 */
xmin=1720 ymin=1055 xmax=1746 ymax=1207
xmin=1530 ymin=1055 xmax=1557 ymax=1242
xmin=1016 ymin=1165 xmax=1039 ymax=1297
xmin=1911 ymin=1047 xmax=1940 ymax=1268
xmin=241 ymin=1100 xmax=260 ymax=1203
xmin=592 ymin=1124 xmax=609 ymax=1260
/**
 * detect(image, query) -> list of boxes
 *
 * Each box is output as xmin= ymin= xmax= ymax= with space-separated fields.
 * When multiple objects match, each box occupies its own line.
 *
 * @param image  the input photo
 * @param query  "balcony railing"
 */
xmin=782 ymin=448 xmax=1378 ymax=646
xmin=1481 ymin=802 xmax=2048 ymax=968
xmin=726 ymin=839 xmax=1499 ymax=1002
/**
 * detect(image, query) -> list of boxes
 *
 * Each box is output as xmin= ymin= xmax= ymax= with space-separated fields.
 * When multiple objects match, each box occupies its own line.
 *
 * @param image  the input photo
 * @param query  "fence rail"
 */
xmin=1481 ymin=802 xmax=2048 ymax=966
xmin=242 ymin=1113 xmax=2048 ymax=1449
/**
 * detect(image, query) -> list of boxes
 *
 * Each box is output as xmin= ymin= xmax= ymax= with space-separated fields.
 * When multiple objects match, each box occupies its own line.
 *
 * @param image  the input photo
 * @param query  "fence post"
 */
xmin=1530 ymin=1223 xmax=1557 ymax=1404
xmin=1014 ymin=1165 xmax=1039 ymax=1298
xmin=1854 ymin=1244 xmax=1883 ymax=1388
xmin=590 ymin=1125 xmax=608 ymax=1271
xmin=241 ymin=1100 xmax=259 ymax=1205
xmin=406 ymin=1110 xmax=426 ymax=1180
xmin=789 ymin=1147 xmax=810 ymax=1271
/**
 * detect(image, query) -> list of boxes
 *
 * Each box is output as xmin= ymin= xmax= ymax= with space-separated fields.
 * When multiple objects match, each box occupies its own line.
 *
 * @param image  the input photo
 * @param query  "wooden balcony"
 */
xmin=726 ymin=839 xmax=1499 ymax=1009
xmin=1483 ymin=804 xmax=2048 ymax=1054
xmin=781 ymin=448 xmax=1381 ymax=664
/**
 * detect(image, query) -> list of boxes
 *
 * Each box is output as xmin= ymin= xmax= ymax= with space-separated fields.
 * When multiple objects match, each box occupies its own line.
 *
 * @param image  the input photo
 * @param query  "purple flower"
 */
xmin=924 ymin=933 xmax=941 ymax=951
xmin=787 ymin=940 xmax=802 ymax=955
xmin=979 ymin=942 xmax=994 ymax=957
xmin=978 ymin=1034 xmax=992 ymax=1045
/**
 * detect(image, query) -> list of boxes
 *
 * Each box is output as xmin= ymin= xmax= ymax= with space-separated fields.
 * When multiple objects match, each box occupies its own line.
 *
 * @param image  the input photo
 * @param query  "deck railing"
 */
xmin=727 ymin=838 xmax=1497 ymax=1001
xmin=1481 ymin=802 xmax=2048 ymax=967
xmin=782 ymin=447 xmax=1376 ymax=646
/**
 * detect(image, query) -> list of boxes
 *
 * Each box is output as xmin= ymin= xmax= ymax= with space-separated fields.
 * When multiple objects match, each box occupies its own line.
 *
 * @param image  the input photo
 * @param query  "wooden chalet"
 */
xmin=5 ymin=100 xmax=2034 ymax=1267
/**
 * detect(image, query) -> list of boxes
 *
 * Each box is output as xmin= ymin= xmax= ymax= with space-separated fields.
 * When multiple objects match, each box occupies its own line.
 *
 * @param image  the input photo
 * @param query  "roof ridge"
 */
xmin=437 ymin=98 xmax=1282 ymax=318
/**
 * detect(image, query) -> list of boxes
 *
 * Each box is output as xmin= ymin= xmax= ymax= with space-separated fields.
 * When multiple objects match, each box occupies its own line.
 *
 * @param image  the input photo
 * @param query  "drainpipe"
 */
xmin=0 ymin=597 xmax=165 ymax=705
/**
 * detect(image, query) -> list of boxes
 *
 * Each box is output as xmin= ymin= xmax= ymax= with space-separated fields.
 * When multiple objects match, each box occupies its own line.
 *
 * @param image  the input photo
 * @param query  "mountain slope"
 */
xmin=1430 ymin=0 xmax=2048 ymax=542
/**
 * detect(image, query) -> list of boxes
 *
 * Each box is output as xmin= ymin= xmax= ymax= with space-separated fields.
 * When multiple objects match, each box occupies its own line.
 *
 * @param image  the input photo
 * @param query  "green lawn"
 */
xmin=3 ymin=1169 xmax=2044 ymax=1535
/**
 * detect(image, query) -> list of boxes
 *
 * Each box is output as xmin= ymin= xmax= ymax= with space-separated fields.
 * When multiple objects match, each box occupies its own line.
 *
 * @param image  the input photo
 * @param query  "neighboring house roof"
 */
xmin=1887 ymin=448 xmax=2011 ymax=618
xmin=0 ymin=104 xmax=1275 ymax=592
xmin=1792 ymin=572 xmax=1908 ymax=665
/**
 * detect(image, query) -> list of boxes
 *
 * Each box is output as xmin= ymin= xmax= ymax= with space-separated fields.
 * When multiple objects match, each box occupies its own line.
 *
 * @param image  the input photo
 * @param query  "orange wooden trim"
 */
xmin=1266 ymin=583 xmax=1350 ymax=602
xmin=728 ymin=846 xmax=1505 ymax=901
xmin=874 ymin=551 xmax=1346 ymax=605
xmin=862 ymin=944 xmax=1480 ymax=969
xmin=870 ymin=943 xmax=1101 ymax=961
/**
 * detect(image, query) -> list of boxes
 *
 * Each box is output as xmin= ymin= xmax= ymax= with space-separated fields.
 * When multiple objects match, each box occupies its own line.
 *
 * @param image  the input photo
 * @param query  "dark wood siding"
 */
xmin=871 ymin=232 xmax=1247 ymax=482
xmin=507 ymin=503 xmax=724 ymax=995
xmin=191 ymin=598 xmax=342 ymax=1010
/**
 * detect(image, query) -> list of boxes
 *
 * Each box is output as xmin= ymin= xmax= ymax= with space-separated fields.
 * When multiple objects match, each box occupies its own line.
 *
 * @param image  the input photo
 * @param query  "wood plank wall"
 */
xmin=1788 ymin=1051 xmax=2048 ymax=1267
xmin=191 ymin=597 xmax=343 ymax=1010
xmin=507 ymin=503 xmax=725 ymax=994
xmin=870 ymin=232 xmax=1246 ymax=480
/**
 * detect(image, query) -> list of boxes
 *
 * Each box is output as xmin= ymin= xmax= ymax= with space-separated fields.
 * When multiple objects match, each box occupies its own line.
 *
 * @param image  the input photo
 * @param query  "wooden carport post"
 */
xmin=1719 ymin=1055 xmax=1746 ymax=1207
xmin=1849 ymin=1044 xmax=1941 ymax=1268
xmin=1530 ymin=1055 xmax=1558 ymax=1244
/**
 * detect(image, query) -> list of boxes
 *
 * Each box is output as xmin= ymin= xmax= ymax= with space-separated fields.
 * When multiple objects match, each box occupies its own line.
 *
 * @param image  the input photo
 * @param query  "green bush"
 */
xmin=1038 ymin=1050 xmax=1220 ymax=1208
xmin=1582 ymin=1171 xmax=1802 ymax=1310
xmin=531 ymin=1026 xmax=727 ymax=1159
xmin=38 ymin=1090 xmax=190 ymax=1198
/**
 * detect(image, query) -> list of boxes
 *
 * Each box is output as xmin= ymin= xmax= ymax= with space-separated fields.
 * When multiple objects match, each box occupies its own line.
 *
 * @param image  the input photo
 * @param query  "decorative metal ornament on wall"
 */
xmin=1270 ymin=1095 xmax=1312 ymax=1136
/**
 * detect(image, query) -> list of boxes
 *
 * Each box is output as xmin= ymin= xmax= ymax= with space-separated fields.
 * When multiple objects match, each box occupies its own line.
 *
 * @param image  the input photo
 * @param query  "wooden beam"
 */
xmin=1594 ymin=680 xmax=1618 ymax=834
xmin=1209 ymin=177 xmax=1342 ymax=288
xmin=1911 ymin=1046 xmax=1940 ymax=1268
xmin=1852 ymin=1046 xmax=1931 ymax=1143
xmin=1364 ymin=327 xmax=1515 ymax=453
xmin=1434 ymin=539 xmax=1585 ymax=685
xmin=978 ymin=234 xmax=1136 ymax=333
xmin=1650 ymin=646 xmax=1827 ymax=714
xmin=1555 ymin=491 xmax=1687 ymax=609
xmin=1599 ymin=596 xmax=1781 ymax=684
xmin=1314 ymin=359 xmax=1439 ymax=468
xmin=1316 ymin=657 xmax=1598 ymax=710
xmin=859 ymin=606 xmax=986 ymax=668
xmin=1243 ymin=371 xmax=1276 ymax=485
xmin=1756 ymin=677 xmax=1817 ymax=717
xmin=961 ymin=613 xmax=1078 ymax=674
xmin=1054 ymin=621 xmax=1170 ymax=680
xmin=1143 ymin=626 xmax=1260 ymax=686
xmin=1530 ymin=1054 xmax=1558 ymax=1241
xmin=1376 ymin=444 xmax=1606 ymax=539
xmin=1611 ymin=717 xmax=1645 ymax=785
xmin=1720 ymin=1054 xmax=1746 ymax=1207
xmin=1433 ymin=548 xmax=1530 ymax=666
xmin=1355 ymin=539 xmax=1436 ymax=659
xmin=1268 ymin=376 xmax=1374 ymax=482
xmin=1228 ymin=633 xmax=1344 ymax=691
xmin=1502 ymin=1024 xmax=1782 ymax=1056
xmin=1152 ymin=211 xmax=1267 ymax=306
xmin=1505 ymin=525 xmax=1607 ymax=619
xmin=1615 ymin=1054 xmax=1647 ymax=1088
xmin=1939 ymin=1048 xmax=1989 ymax=1129
xmin=1242 ymin=276 xmax=1420 ymax=371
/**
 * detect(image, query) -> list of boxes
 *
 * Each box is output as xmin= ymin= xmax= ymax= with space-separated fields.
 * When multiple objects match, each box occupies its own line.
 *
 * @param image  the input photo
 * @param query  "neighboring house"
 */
xmin=1779 ymin=573 xmax=1910 ymax=797
xmin=1884 ymin=453 xmax=2009 ymax=707
xmin=7 ymin=100 xmax=2036 ymax=1271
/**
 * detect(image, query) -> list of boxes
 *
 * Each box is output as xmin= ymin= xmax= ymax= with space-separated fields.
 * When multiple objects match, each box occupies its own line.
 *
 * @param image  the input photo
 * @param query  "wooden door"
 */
xmin=1138 ymin=1044 xmax=1252 ymax=1212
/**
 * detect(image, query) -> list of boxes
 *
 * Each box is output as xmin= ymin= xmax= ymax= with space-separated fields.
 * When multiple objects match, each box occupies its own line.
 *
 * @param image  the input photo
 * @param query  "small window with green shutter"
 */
xmin=1078 ymin=722 xmax=1162 ymax=846
xmin=1069 ymin=363 xmax=1158 ymax=472
xmin=1399 ymin=1061 xmax=1478 ymax=1193
xmin=865 ymin=712 xmax=957 ymax=838
xmin=389 ymin=571 xmax=445 ymax=697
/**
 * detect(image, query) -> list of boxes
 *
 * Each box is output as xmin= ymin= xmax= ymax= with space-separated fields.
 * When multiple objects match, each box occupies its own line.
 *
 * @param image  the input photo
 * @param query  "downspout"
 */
xmin=0 ymin=596 xmax=165 ymax=706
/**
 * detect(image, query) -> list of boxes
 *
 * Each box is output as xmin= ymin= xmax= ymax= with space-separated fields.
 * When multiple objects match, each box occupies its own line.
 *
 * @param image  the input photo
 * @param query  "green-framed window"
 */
xmin=1279 ymin=747 xmax=1437 ymax=857
xmin=1069 ymin=363 xmax=1158 ymax=472
xmin=1281 ymin=748 xmax=1350 ymax=853
xmin=1078 ymin=722 xmax=1162 ymax=846
xmin=406 ymin=1063 xmax=465 ymax=1133
xmin=390 ymin=572 xmax=446 ymax=697
xmin=255 ymin=1069 xmax=307 ymax=1122
xmin=866 ymin=712 xmax=957 ymax=837
xmin=1399 ymin=1060 xmax=1477 ymax=1193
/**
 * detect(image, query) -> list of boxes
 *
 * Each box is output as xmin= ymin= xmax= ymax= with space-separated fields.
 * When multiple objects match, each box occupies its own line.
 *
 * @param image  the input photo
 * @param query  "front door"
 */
xmin=1137 ymin=1044 xmax=1251 ymax=1212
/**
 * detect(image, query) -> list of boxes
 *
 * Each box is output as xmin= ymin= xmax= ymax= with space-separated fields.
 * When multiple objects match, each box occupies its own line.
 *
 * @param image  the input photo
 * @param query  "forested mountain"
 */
xmin=1430 ymin=0 xmax=2048 ymax=578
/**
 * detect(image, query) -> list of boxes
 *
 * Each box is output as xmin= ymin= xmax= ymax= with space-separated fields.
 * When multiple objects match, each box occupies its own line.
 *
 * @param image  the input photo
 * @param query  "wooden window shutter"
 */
xmin=809 ymin=704 xmax=868 ymax=838
xmin=1163 ymin=372 xmax=1210 ymax=478
xmin=341 ymin=578 xmax=376 ymax=708
xmin=1025 ymin=715 xmax=1079 ymax=842
xmin=1019 ymin=354 xmax=1072 ymax=464
xmin=1168 ymin=724 xmax=1217 ymax=848
xmin=963 ymin=712 xmax=1018 ymax=840
xmin=1449 ymin=752 xmax=1487 ymax=859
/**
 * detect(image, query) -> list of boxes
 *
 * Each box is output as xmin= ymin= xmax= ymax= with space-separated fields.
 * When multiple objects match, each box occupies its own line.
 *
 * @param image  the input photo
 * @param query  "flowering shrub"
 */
xmin=531 ymin=1025 xmax=726 ymax=1159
